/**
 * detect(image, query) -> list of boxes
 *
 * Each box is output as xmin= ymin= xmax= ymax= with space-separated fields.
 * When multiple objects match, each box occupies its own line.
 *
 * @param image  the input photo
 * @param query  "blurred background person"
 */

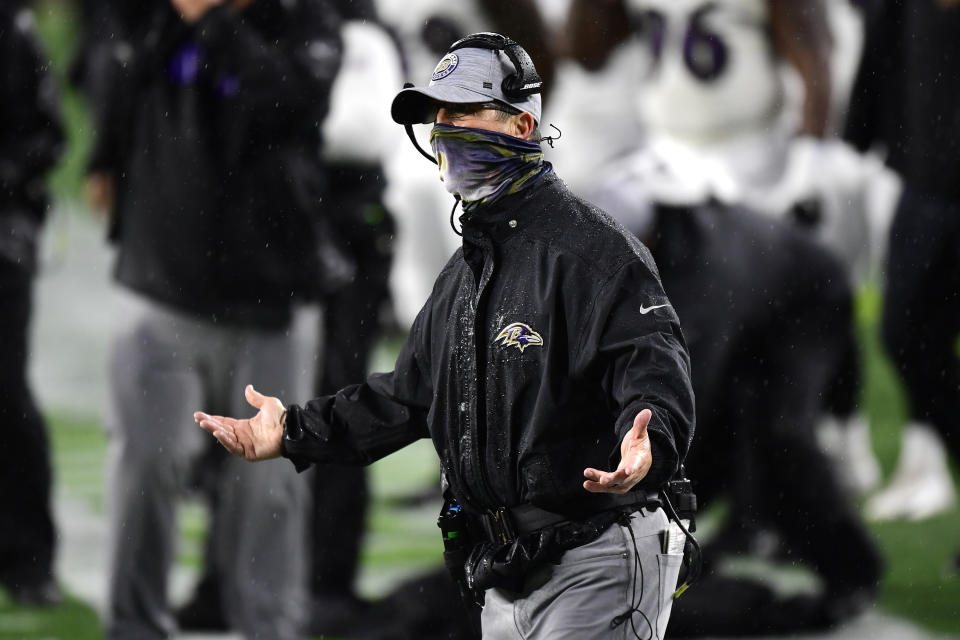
xmin=845 ymin=0 xmax=960 ymax=541
xmin=563 ymin=0 xmax=896 ymax=500
xmin=0 ymin=0 xmax=65 ymax=607
xmin=307 ymin=0 xmax=402 ymax=633
xmin=566 ymin=0 xmax=886 ymax=634
xmin=592 ymin=151 xmax=884 ymax=636
xmin=83 ymin=0 xmax=343 ymax=638
xmin=172 ymin=3 xmax=403 ymax=635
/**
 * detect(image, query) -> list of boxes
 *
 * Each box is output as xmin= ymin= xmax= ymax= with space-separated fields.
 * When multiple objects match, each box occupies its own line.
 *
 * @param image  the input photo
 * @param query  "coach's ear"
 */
xmin=513 ymin=112 xmax=536 ymax=140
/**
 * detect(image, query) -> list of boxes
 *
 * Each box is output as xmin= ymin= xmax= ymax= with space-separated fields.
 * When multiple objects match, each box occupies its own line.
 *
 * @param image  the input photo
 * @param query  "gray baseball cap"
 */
xmin=391 ymin=45 xmax=542 ymax=126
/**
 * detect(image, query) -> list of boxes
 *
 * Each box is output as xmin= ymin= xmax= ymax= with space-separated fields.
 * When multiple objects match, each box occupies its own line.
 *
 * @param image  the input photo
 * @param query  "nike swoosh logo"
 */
xmin=639 ymin=303 xmax=670 ymax=315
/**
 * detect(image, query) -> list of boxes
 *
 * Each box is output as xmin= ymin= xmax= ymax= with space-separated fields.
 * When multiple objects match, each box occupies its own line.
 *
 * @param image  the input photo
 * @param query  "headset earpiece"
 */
xmin=499 ymin=42 xmax=542 ymax=99
xmin=448 ymin=32 xmax=542 ymax=102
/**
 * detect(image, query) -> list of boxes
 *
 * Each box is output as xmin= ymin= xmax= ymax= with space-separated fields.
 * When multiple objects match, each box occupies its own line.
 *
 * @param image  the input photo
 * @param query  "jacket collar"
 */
xmin=460 ymin=173 xmax=559 ymax=244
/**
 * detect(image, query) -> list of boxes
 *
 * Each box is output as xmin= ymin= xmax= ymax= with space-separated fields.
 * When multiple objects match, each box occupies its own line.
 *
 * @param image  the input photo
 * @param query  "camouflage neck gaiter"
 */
xmin=429 ymin=123 xmax=553 ymax=211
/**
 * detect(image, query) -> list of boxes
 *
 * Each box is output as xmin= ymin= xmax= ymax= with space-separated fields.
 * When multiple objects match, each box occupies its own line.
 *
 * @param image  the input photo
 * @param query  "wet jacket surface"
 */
xmin=283 ymin=173 xmax=695 ymax=518
xmin=93 ymin=0 xmax=342 ymax=327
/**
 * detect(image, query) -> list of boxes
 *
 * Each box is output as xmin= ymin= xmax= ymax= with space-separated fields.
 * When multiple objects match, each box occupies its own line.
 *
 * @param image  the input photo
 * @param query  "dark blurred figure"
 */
xmin=172 ymin=2 xmax=398 ymax=635
xmin=564 ymin=0 xmax=887 ymax=498
xmin=584 ymin=151 xmax=884 ymax=636
xmin=85 ymin=1 xmax=343 ymax=638
xmin=567 ymin=0 xmax=884 ymax=634
xmin=845 ymin=0 xmax=960 ymax=551
xmin=305 ymin=161 xmax=393 ymax=635
xmin=637 ymin=200 xmax=882 ymax=637
xmin=0 ymin=2 xmax=65 ymax=607
xmin=564 ymin=2 xmax=874 ymax=483
xmin=308 ymin=0 xmax=396 ymax=633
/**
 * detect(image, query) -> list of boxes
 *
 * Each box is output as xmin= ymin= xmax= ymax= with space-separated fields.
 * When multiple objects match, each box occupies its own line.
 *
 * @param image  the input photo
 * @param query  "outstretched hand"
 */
xmin=195 ymin=384 xmax=285 ymax=461
xmin=583 ymin=409 xmax=653 ymax=494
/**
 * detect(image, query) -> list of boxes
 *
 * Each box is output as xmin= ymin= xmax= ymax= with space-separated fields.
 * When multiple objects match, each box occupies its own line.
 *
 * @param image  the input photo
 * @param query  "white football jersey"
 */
xmin=626 ymin=0 xmax=783 ymax=144
xmin=322 ymin=21 xmax=404 ymax=165
xmin=594 ymin=134 xmax=898 ymax=283
xmin=541 ymin=40 xmax=647 ymax=196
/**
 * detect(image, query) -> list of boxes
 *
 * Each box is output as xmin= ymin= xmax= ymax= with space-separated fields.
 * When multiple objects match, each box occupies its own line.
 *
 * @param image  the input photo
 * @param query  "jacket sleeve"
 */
xmin=195 ymin=0 xmax=343 ymax=135
xmin=581 ymin=248 xmax=696 ymax=489
xmin=85 ymin=1 xmax=150 ymax=176
xmin=85 ymin=39 xmax=134 ymax=175
xmin=280 ymin=302 xmax=434 ymax=471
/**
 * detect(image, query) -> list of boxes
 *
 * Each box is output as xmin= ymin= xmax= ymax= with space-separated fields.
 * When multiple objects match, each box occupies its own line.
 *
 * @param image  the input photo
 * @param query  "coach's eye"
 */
xmin=440 ymin=103 xmax=485 ymax=119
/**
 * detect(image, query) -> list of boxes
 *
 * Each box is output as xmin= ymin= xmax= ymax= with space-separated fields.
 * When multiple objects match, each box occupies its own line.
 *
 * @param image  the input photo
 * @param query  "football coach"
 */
xmin=196 ymin=32 xmax=695 ymax=639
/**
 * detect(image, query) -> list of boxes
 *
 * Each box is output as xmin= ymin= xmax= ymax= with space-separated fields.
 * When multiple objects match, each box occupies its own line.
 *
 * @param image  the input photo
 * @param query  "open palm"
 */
xmin=583 ymin=409 xmax=653 ymax=494
xmin=195 ymin=384 xmax=285 ymax=461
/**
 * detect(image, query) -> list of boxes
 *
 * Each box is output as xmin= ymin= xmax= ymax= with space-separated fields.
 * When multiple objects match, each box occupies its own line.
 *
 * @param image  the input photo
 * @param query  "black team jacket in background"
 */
xmin=89 ymin=0 xmax=343 ymax=328
xmin=283 ymin=173 xmax=695 ymax=518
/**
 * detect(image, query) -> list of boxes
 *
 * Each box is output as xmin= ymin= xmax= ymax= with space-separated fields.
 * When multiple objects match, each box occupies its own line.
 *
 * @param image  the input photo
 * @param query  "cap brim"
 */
xmin=390 ymin=84 xmax=501 ymax=125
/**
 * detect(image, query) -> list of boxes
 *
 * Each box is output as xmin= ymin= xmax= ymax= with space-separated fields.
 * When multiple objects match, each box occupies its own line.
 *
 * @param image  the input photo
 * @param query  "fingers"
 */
xmin=632 ymin=409 xmax=652 ymax=437
xmin=245 ymin=384 xmax=265 ymax=409
xmin=213 ymin=429 xmax=242 ymax=455
xmin=195 ymin=412 xmax=229 ymax=438
xmin=194 ymin=412 xmax=234 ymax=428
xmin=623 ymin=410 xmax=652 ymax=475
xmin=583 ymin=467 xmax=632 ymax=494
xmin=583 ymin=411 xmax=654 ymax=495
xmin=194 ymin=412 xmax=242 ymax=455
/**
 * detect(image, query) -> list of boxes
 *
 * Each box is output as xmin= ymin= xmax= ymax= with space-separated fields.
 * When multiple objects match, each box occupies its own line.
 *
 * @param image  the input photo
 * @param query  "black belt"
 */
xmin=481 ymin=490 xmax=660 ymax=542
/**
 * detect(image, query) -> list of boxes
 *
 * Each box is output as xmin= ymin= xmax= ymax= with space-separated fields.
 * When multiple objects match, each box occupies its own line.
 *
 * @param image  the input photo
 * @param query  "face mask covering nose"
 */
xmin=429 ymin=123 xmax=552 ymax=210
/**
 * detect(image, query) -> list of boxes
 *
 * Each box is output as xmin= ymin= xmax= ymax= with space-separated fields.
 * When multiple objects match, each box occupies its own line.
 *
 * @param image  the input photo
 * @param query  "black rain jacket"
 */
xmin=90 ymin=0 xmax=344 ymax=327
xmin=283 ymin=173 xmax=695 ymax=518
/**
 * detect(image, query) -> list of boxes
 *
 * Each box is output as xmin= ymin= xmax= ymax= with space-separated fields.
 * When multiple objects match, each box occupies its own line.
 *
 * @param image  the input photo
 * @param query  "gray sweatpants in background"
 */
xmin=104 ymin=292 xmax=312 ymax=640
xmin=482 ymin=507 xmax=682 ymax=639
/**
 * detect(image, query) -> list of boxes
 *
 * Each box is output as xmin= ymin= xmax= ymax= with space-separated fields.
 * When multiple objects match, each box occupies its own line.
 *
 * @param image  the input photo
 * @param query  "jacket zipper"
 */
xmin=465 ymin=233 xmax=500 ymax=508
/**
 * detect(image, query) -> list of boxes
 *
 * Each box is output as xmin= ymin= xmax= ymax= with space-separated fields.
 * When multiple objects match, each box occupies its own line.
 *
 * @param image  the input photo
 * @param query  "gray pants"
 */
xmin=482 ymin=508 xmax=682 ymax=639
xmin=104 ymin=293 xmax=311 ymax=640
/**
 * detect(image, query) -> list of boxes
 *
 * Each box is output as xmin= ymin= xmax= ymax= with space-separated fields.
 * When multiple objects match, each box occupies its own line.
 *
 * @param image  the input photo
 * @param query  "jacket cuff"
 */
xmin=642 ymin=428 xmax=678 ymax=489
xmin=280 ymin=404 xmax=326 ymax=472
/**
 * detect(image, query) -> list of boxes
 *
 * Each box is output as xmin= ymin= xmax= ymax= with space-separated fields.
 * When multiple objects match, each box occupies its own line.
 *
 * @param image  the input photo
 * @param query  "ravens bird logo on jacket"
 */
xmin=495 ymin=322 xmax=543 ymax=352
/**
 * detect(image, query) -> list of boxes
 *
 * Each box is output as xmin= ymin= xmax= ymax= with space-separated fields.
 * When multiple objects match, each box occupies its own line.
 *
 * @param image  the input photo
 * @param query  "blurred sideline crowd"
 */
xmin=1 ymin=0 xmax=958 ymax=638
